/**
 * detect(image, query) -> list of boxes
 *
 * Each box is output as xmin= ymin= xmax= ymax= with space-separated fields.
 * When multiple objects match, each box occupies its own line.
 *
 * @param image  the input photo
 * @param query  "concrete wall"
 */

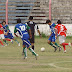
xmin=9 ymin=24 xmax=72 ymax=36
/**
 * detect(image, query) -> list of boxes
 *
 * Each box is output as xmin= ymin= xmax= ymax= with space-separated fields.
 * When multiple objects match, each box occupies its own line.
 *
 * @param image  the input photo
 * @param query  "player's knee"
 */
xmin=48 ymin=41 xmax=50 ymax=44
xmin=60 ymin=44 xmax=62 ymax=46
xmin=3 ymin=39 xmax=4 ymax=41
xmin=52 ymin=42 xmax=55 ymax=44
xmin=23 ymin=45 xmax=25 ymax=48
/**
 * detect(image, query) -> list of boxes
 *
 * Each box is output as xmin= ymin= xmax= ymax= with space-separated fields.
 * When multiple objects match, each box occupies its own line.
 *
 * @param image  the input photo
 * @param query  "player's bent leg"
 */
xmin=48 ymin=40 xmax=57 ymax=50
xmin=23 ymin=40 xmax=38 ymax=60
xmin=23 ymin=45 xmax=27 ymax=59
xmin=0 ymin=40 xmax=4 ymax=46
xmin=28 ymin=46 xmax=38 ymax=60
xmin=31 ymin=43 xmax=34 ymax=50
xmin=0 ymin=35 xmax=4 ymax=46
xmin=12 ymin=38 xmax=20 ymax=46
xmin=59 ymin=36 xmax=69 ymax=53
xmin=3 ymin=39 xmax=8 ymax=46
xmin=6 ymin=38 xmax=11 ymax=41
xmin=5 ymin=38 xmax=13 ymax=43
xmin=52 ymin=42 xmax=57 ymax=52
xmin=48 ymin=40 xmax=51 ymax=44
xmin=54 ymin=42 xmax=62 ymax=51
xmin=22 ymin=45 xmax=27 ymax=56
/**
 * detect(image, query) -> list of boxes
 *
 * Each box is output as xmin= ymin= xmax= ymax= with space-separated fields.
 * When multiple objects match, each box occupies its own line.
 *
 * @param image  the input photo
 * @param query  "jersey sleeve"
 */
xmin=14 ymin=27 xmax=17 ymax=33
xmin=64 ymin=26 xmax=67 ymax=31
xmin=6 ymin=25 xmax=10 ymax=30
xmin=52 ymin=23 xmax=56 ymax=27
xmin=26 ymin=25 xmax=30 ymax=30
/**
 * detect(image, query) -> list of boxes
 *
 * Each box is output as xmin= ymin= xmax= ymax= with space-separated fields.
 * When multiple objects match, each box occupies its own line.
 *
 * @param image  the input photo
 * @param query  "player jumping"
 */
xmin=2 ymin=21 xmax=20 ymax=46
xmin=55 ymin=20 xmax=71 ymax=53
xmin=46 ymin=19 xmax=62 ymax=52
xmin=14 ymin=19 xmax=38 ymax=60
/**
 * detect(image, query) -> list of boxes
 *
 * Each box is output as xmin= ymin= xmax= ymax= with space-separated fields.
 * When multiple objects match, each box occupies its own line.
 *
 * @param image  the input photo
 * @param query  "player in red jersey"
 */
xmin=55 ymin=20 xmax=71 ymax=53
xmin=0 ymin=24 xmax=4 ymax=46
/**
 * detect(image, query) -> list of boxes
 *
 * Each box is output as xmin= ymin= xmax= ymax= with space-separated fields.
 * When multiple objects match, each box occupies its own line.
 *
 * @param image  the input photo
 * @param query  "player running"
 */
xmin=55 ymin=20 xmax=71 ymax=53
xmin=2 ymin=21 xmax=20 ymax=46
xmin=0 ymin=23 xmax=5 ymax=46
xmin=0 ymin=23 xmax=11 ymax=46
xmin=46 ymin=19 xmax=62 ymax=52
xmin=14 ymin=19 xmax=38 ymax=60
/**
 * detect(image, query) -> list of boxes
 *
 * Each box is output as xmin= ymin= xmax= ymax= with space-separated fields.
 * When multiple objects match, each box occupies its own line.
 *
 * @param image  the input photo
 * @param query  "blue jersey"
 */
xmin=15 ymin=23 xmax=31 ymax=47
xmin=3 ymin=25 xmax=11 ymax=34
xmin=15 ymin=23 xmax=30 ymax=39
xmin=49 ymin=23 xmax=56 ymax=36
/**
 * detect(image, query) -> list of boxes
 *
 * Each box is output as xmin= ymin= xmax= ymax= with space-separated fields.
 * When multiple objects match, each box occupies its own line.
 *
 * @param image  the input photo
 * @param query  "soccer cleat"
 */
xmin=24 ymin=56 xmax=27 ymax=59
xmin=68 ymin=42 xmax=71 ymax=48
xmin=64 ymin=50 xmax=66 ymax=53
xmin=35 ymin=54 xmax=38 ymax=60
xmin=18 ymin=43 xmax=20 ymax=46
xmin=59 ymin=47 xmax=62 ymax=51
xmin=54 ymin=48 xmax=57 ymax=52
xmin=5 ymin=44 xmax=8 ymax=46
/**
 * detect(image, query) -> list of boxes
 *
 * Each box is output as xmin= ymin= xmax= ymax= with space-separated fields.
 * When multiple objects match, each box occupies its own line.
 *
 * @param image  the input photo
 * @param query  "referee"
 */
xmin=25 ymin=16 xmax=41 ymax=50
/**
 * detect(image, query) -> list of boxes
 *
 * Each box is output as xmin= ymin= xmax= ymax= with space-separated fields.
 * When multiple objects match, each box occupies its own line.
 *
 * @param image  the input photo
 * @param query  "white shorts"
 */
xmin=59 ymin=35 xmax=66 ymax=44
xmin=0 ymin=34 xmax=5 ymax=39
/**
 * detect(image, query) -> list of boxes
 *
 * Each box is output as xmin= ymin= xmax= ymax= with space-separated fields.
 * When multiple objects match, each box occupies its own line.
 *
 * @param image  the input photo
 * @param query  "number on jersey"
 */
xmin=19 ymin=25 xmax=26 ymax=31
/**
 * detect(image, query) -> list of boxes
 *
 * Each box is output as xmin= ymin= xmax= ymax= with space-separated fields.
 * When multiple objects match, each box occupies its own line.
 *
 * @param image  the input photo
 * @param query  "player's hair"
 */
xmin=17 ymin=18 xmax=21 ymax=23
xmin=57 ymin=20 xmax=62 ymax=24
xmin=29 ymin=16 xmax=33 ymax=20
xmin=2 ymin=21 xmax=6 ymax=24
xmin=46 ymin=19 xmax=51 ymax=23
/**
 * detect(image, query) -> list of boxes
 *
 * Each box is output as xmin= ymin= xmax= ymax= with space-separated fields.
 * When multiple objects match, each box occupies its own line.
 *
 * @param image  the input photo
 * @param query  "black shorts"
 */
xmin=29 ymin=34 xmax=35 ymax=43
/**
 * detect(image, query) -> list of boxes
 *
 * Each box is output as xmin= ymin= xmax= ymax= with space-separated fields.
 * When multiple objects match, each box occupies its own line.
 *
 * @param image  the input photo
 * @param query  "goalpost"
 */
xmin=49 ymin=0 xmax=51 ymax=20
xmin=6 ymin=0 xmax=8 ymax=25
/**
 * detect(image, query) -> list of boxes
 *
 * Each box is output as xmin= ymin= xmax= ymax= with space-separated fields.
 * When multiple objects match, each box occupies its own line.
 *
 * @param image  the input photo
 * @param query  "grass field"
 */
xmin=0 ymin=37 xmax=72 ymax=72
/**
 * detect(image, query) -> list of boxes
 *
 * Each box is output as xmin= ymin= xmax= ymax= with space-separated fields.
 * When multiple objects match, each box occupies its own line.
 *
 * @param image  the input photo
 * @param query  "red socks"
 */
xmin=0 ymin=40 xmax=4 ymax=45
xmin=62 ymin=43 xmax=69 ymax=51
xmin=6 ymin=38 xmax=11 ymax=41
xmin=62 ymin=43 xmax=68 ymax=46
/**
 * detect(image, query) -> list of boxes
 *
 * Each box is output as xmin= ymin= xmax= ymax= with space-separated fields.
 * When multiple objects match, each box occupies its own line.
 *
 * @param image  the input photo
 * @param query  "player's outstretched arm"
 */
xmin=5 ymin=26 xmax=10 ymax=35
xmin=26 ymin=25 xmax=32 ymax=39
xmin=37 ymin=29 xmax=42 ymax=38
xmin=14 ymin=27 xmax=18 ymax=37
xmin=36 ymin=25 xmax=42 ymax=37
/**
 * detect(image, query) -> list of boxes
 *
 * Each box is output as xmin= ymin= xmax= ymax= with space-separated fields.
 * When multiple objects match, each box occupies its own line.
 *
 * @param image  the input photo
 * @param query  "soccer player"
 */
xmin=0 ymin=24 xmax=4 ymax=46
xmin=55 ymin=20 xmax=71 ymax=53
xmin=0 ymin=23 xmax=11 ymax=46
xmin=14 ymin=19 xmax=38 ymax=59
xmin=46 ymin=19 xmax=62 ymax=52
xmin=2 ymin=21 xmax=20 ymax=46
xmin=25 ymin=16 xmax=41 ymax=50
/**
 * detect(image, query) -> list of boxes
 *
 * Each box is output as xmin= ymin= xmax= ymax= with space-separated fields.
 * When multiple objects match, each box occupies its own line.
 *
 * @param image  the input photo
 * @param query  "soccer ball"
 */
xmin=41 ymin=47 xmax=45 ymax=52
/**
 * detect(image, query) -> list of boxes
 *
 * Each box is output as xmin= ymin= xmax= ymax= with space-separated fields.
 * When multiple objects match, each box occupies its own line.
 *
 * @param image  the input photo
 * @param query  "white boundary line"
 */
xmin=48 ymin=61 xmax=72 ymax=69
